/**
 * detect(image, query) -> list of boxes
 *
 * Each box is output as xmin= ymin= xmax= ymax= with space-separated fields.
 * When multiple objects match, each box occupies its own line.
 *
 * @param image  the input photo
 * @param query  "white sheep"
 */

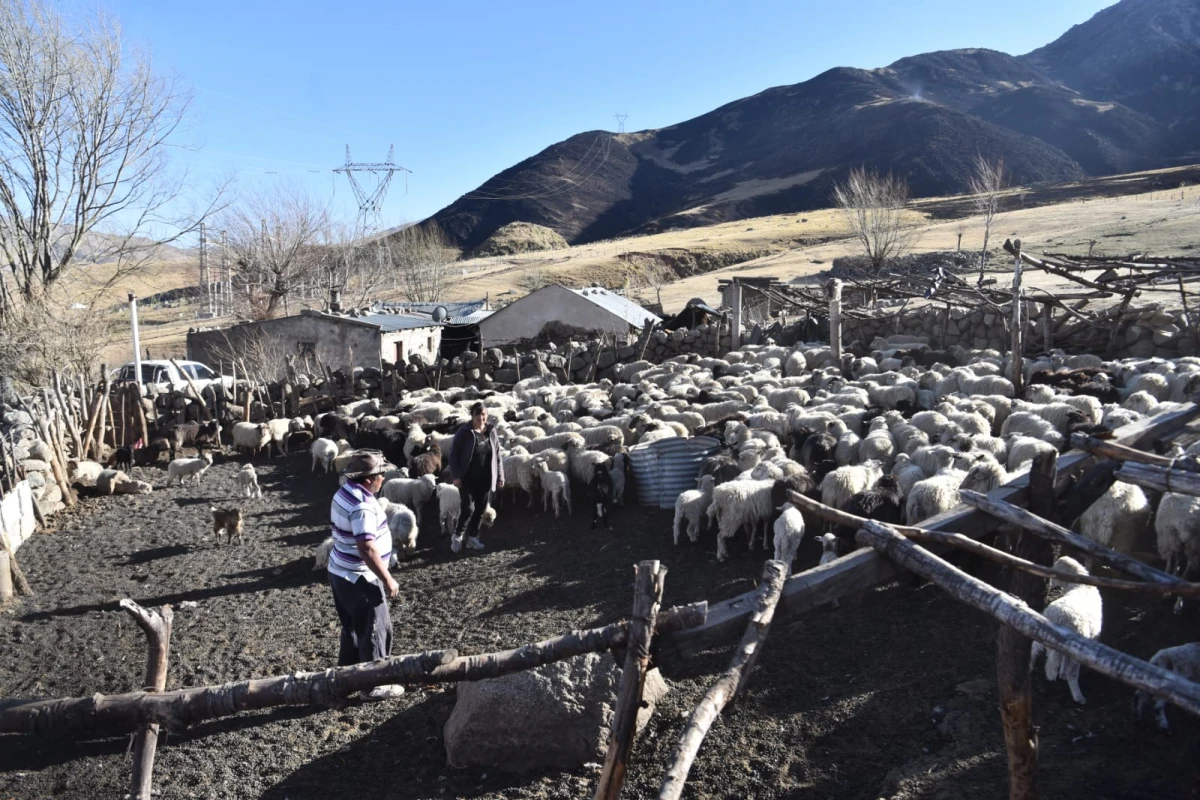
xmin=384 ymin=501 xmax=419 ymax=557
xmin=1155 ymin=492 xmax=1200 ymax=602
xmin=858 ymin=419 xmax=896 ymax=471
xmin=1078 ymin=481 xmax=1152 ymax=570
xmin=436 ymin=483 xmax=461 ymax=536
xmin=68 ymin=459 xmax=105 ymax=487
xmin=1030 ymin=556 xmax=1102 ymax=704
xmin=167 ymin=453 xmax=214 ymax=486
xmin=958 ymin=456 xmax=1009 ymax=494
xmin=95 ymin=468 xmax=129 ymax=495
xmin=819 ymin=461 xmax=883 ymax=514
xmin=380 ymin=474 xmax=437 ymax=523
xmin=231 ymin=422 xmax=271 ymax=456
xmin=1134 ymin=643 xmax=1200 ymax=731
xmin=537 ymin=461 xmax=572 ymax=518
xmin=264 ymin=418 xmax=292 ymax=457
xmin=890 ymin=452 xmax=928 ymax=497
xmin=609 ymin=452 xmax=629 ymax=506
xmin=905 ymin=469 xmax=965 ymax=524
xmin=772 ymin=503 xmax=806 ymax=576
xmin=1000 ymin=412 xmax=1065 ymax=448
xmin=236 ymin=463 xmax=262 ymax=499
xmin=707 ymin=479 xmax=775 ymax=561
xmin=1006 ymin=435 xmax=1059 ymax=471
xmin=311 ymin=438 xmax=339 ymax=474
xmin=674 ymin=474 xmax=716 ymax=545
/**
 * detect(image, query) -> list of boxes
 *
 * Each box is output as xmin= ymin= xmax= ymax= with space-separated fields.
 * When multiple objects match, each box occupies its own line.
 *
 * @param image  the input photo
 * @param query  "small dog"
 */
xmin=589 ymin=462 xmax=614 ymax=530
xmin=211 ymin=506 xmax=244 ymax=545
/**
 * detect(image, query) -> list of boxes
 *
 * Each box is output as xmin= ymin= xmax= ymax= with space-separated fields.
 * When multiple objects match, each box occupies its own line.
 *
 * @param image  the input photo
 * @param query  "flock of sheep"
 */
xmin=62 ymin=332 xmax=1200 ymax=730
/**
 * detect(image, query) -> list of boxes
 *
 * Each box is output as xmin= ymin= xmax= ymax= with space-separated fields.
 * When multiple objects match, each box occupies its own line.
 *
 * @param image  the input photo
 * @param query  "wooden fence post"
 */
xmin=1010 ymin=240 xmax=1023 ymax=396
xmin=996 ymin=450 xmax=1055 ymax=800
xmin=121 ymin=599 xmax=174 ymax=800
xmin=1042 ymin=304 xmax=1054 ymax=353
xmin=594 ymin=560 xmax=666 ymax=800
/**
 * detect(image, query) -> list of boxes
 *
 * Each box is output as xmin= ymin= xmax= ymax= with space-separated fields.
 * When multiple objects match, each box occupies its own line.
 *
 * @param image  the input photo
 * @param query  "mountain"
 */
xmin=430 ymin=0 xmax=1199 ymax=251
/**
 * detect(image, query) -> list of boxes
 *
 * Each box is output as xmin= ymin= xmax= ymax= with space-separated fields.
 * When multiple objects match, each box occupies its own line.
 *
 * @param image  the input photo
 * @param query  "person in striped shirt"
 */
xmin=328 ymin=450 xmax=405 ymax=700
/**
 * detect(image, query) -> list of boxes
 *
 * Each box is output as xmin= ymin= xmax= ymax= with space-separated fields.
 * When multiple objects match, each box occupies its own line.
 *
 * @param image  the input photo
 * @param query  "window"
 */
xmin=427 ymin=336 xmax=434 ymax=352
xmin=395 ymin=342 xmax=405 ymax=362
xmin=189 ymin=364 xmax=216 ymax=380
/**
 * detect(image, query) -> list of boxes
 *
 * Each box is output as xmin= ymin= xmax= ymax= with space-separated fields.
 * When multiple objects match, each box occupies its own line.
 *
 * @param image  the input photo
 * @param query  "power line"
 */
xmin=614 ymin=112 xmax=630 ymax=133
xmin=333 ymin=144 xmax=412 ymax=233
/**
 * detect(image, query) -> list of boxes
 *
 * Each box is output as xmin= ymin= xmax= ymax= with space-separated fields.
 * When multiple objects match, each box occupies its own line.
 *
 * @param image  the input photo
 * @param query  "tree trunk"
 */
xmin=658 ymin=560 xmax=787 ymax=800
xmin=594 ymin=561 xmax=666 ymax=800
xmin=121 ymin=600 xmax=174 ymax=800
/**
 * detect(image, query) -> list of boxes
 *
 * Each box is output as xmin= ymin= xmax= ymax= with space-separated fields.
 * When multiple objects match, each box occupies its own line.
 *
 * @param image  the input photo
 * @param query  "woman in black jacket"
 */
xmin=447 ymin=402 xmax=503 ymax=553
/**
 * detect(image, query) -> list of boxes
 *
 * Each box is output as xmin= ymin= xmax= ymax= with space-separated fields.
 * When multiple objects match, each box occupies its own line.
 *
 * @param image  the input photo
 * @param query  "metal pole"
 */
xmin=729 ymin=280 xmax=742 ymax=351
xmin=1010 ymin=240 xmax=1023 ymax=396
xmin=129 ymin=293 xmax=143 ymax=391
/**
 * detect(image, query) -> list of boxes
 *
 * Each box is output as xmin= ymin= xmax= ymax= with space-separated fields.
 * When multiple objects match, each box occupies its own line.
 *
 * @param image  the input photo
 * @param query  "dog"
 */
xmin=211 ymin=506 xmax=244 ymax=545
xmin=110 ymin=445 xmax=133 ymax=472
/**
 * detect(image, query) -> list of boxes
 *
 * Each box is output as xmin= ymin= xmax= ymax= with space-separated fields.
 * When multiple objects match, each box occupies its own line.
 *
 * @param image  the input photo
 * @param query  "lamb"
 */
xmin=674 ymin=474 xmax=716 ymax=545
xmin=537 ymin=461 xmax=572 ymax=518
xmin=772 ymin=503 xmax=806 ymax=576
xmin=1133 ymin=643 xmax=1200 ymax=731
xmin=817 ymin=532 xmax=839 ymax=567
xmin=236 ymin=463 xmax=263 ymax=499
xmin=95 ymin=468 xmax=129 ymax=495
xmin=1078 ymin=481 xmax=1152 ymax=570
xmin=588 ymin=461 xmax=614 ymax=530
xmin=133 ymin=437 xmax=172 ymax=467
xmin=502 ymin=449 xmax=542 ymax=508
xmin=609 ymin=452 xmax=630 ymax=506
xmin=231 ymin=422 xmax=272 ymax=456
xmin=164 ymin=420 xmax=221 ymax=460
xmin=1030 ymin=556 xmax=1102 ymax=704
xmin=409 ymin=441 xmax=443 ymax=477
xmin=167 ymin=453 xmax=214 ymax=486
xmin=890 ymin=452 xmax=928 ymax=497
xmin=1122 ymin=390 xmax=1160 ymax=416
xmin=905 ymin=469 xmax=965 ymax=524
xmin=384 ymin=501 xmax=419 ymax=557
xmin=707 ymin=478 xmax=775 ymax=560
xmin=68 ymin=459 xmax=105 ymax=487
xmin=380 ymin=473 xmax=438 ymax=523
xmin=1006 ymin=434 xmax=1060 ymax=471
xmin=311 ymin=438 xmax=339 ymax=474
xmin=313 ymin=537 xmax=334 ymax=570
xmin=819 ymin=461 xmax=883 ymax=516
xmin=436 ymin=483 xmax=461 ymax=536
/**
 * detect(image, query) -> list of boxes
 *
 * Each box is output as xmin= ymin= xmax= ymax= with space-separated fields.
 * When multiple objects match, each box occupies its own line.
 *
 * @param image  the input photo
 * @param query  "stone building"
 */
xmin=477 ymin=285 xmax=659 ymax=347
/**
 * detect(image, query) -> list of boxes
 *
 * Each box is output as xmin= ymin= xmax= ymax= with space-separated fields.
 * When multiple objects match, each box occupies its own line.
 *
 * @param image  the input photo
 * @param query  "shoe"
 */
xmin=466 ymin=536 xmax=485 ymax=550
xmin=365 ymin=684 xmax=406 ymax=701
xmin=450 ymin=535 xmax=463 ymax=553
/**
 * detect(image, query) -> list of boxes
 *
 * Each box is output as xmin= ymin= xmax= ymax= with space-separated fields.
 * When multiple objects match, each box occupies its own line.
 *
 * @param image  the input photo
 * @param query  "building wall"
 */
xmin=478 ymin=284 xmax=635 ymax=347
xmin=381 ymin=325 xmax=442 ymax=366
xmin=187 ymin=313 xmax=382 ymax=376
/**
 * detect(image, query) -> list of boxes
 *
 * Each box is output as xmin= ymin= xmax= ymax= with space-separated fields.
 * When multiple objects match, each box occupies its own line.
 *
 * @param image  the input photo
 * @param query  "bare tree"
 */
xmin=207 ymin=327 xmax=292 ymax=386
xmin=832 ymin=167 xmax=915 ymax=270
xmin=0 ymin=1 xmax=221 ymax=316
xmin=389 ymin=223 xmax=453 ymax=303
xmin=968 ymin=154 xmax=1006 ymax=280
xmin=320 ymin=221 xmax=396 ymax=309
xmin=0 ymin=285 xmax=118 ymax=386
xmin=954 ymin=221 xmax=966 ymax=252
xmin=222 ymin=183 xmax=328 ymax=320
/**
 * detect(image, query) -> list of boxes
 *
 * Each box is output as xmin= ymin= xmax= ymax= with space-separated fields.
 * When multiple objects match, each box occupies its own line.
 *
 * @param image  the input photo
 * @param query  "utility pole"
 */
xmin=221 ymin=230 xmax=230 ymax=317
xmin=613 ymin=112 xmax=630 ymax=133
xmin=199 ymin=222 xmax=210 ymax=317
xmin=334 ymin=145 xmax=411 ymax=235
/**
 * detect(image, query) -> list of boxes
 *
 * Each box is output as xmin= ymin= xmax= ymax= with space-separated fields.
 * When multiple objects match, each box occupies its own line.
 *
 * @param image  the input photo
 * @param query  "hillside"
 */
xmin=429 ymin=0 xmax=1199 ymax=250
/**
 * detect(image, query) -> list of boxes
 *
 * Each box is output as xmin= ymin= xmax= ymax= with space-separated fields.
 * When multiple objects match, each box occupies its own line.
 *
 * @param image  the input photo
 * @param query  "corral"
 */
xmin=3 ymin=246 xmax=1200 ymax=799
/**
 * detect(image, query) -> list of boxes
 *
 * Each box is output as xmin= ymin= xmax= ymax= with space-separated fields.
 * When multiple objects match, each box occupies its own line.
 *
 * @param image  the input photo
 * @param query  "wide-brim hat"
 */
xmin=341 ymin=449 xmax=395 ymax=479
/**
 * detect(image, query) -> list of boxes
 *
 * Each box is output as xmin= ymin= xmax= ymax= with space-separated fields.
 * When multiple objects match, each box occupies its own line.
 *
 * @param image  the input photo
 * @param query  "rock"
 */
xmin=406 ymin=372 xmax=429 ymax=390
xmin=545 ymin=354 xmax=566 ymax=370
xmin=440 ymin=373 xmax=465 ymax=389
xmin=26 ymin=471 xmax=46 ymax=490
xmin=617 ymin=345 xmax=636 ymax=360
xmin=1128 ymin=339 xmax=1157 ymax=358
xmin=494 ymin=368 xmax=519 ymax=384
xmin=22 ymin=459 xmax=50 ymax=474
xmin=1153 ymin=325 xmax=1180 ymax=346
xmin=486 ymin=348 xmax=504 ymax=366
xmin=1126 ymin=324 xmax=1146 ymax=345
xmin=596 ymin=350 xmax=617 ymax=369
xmin=1 ymin=410 xmax=32 ymax=427
xmin=444 ymin=654 xmax=669 ymax=773
xmin=944 ymin=322 xmax=961 ymax=337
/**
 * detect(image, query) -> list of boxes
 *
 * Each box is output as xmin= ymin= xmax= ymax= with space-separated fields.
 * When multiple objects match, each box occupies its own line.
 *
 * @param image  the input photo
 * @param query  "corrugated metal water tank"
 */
xmin=628 ymin=436 xmax=721 ymax=509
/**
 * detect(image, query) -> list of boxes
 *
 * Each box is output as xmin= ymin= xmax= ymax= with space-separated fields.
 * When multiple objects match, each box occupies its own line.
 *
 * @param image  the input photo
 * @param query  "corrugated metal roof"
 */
xmin=374 ymin=300 xmax=487 ymax=318
xmin=358 ymin=312 xmax=440 ymax=332
xmin=570 ymin=287 xmax=660 ymax=328
xmin=447 ymin=309 xmax=494 ymax=325
xmin=628 ymin=436 xmax=721 ymax=509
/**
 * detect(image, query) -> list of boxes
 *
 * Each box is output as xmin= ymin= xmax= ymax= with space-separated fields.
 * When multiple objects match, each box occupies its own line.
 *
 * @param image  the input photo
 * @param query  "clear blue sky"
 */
xmin=92 ymin=0 xmax=1115 ymax=233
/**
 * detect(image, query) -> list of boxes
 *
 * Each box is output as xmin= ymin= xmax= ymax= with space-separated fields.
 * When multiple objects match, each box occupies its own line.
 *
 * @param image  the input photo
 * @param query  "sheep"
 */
xmin=589 ymin=461 xmax=614 ymax=530
xmin=1030 ymin=556 xmax=1103 ymax=704
xmin=858 ymin=418 xmax=896 ymax=470
xmin=772 ymin=502 xmax=806 ymax=576
xmin=910 ymin=444 xmax=958 ymax=477
xmin=1006 ymin=435 xmax=1060 ymax=471
xmin=384 ymin=501 xmax=419 ymax=557
xmin=526 ymin=431 xmax=586 ymax=455
xmin=1155 ymin=492 xmax=1200 ymax=586
xmin=311 ymin=438 xmax=339 ymax=474
xmin=819 ymin=461 xmax=883 ymax=516
xmin=409 ymin=441 xmax=443 ymax=477
xmin=958 ymin=456 xmax=1009 ymax=494
xmin=265 ymin=418 xmax=292 ymax=457
xmin=231 ymin=422 xmax=271 ymax=456
xmin=380 ymin=474 xmax=438 ymax=523
xmin=1000 ymin=412 xmax=1066 ymax=448
xmin=68 ymin=459 xmax=105 ymax=487
xmin=707 ymin=479 xmax=775 ymax=560
xmin=566 ymin=440 xmax=612 ymax=487
xmin=609 ymin=452 xmax=630 ymax=506
xmin=817 ymin=532 xmax=839 ymax=566
xmin=1122 ymin=390 xmax=1160 ymax=416
xmin=674 ymin=474 xmax=716 ymax=545
xmin=1078 ymin=482 xmax=1152 ymax=570
xmin=890 ymin=452 xmax=928 ymax=497
xmin=95 ymin=469 xmax=129 ymax=495
xmin=436 ymin=483 xmax=461 ymax=536
xmin=167 ymin=453 xmax=214 ymax=486
xmin=236 ymin=463 xmax=263 ymax=499
xmin=537 ymin=461 xmax=572 ymax=518
xmin=905 ymin=469 xmax=965 ymax=524
xmin=1124 ymin=372 xmax=1170 ymax=401
xmin=163 ymin=420 xmax=221 ymax=460
xmin=1133 ymin=643 xmax=1200 ymax=731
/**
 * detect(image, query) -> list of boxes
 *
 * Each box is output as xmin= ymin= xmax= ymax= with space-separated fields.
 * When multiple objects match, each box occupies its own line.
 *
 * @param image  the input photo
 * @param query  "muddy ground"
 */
xmin=1 ymin=453 xmax=1198 ymax=799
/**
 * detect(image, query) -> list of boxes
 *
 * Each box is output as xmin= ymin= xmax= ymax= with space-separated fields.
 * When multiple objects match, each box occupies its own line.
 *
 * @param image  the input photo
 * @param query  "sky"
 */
xmin=88 ymin=0 xmax=1116 ymax=237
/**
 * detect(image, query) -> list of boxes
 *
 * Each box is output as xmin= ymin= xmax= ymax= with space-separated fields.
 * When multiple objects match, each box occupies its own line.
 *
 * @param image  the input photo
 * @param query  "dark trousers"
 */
xmin=329 ymin=573 xmax=392 ymax=666
xmin=455 ymin=480 xmax=491 ymax=539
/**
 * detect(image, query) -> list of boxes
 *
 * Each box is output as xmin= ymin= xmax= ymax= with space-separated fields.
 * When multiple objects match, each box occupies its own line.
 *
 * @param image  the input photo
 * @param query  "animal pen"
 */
xmin=2 ymin=239 xmax=1200 ymax=798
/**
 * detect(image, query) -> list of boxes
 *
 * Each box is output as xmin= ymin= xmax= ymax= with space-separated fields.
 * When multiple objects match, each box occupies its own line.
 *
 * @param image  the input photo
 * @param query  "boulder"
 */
xmin=443 ymin=653 xmax=669 ymax=773
xmin=1 ymin=409 xmax=33 ymax=427
xmin=494 ymin=368 xmax=519 ymax=384
xmin=22 ymin=459 xmax=50 ymax=474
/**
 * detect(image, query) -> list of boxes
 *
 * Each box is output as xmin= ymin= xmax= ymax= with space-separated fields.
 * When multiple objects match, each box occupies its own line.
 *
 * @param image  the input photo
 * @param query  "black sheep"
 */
xmin=799 ymin=431 xmax=837 ymax=473
xmin=589 ymin=462 xmax=614 ymax=530
xmin=110 ymin=445 xmax=133 ymax=472
xmin=836 ymin=473 xmax=904 ymax=550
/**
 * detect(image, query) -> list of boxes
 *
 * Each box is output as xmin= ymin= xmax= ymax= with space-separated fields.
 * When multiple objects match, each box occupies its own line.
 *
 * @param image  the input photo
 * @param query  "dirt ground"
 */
xmin=1 ymin=454 xmax=1198 ymax=799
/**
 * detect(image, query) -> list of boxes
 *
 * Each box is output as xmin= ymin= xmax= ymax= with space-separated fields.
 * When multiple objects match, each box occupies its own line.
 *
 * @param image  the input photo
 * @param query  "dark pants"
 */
xmin=455 ymin=480 xmax=491 ymax=539
xmin=329 ymin=573 xmax=392 ymax=666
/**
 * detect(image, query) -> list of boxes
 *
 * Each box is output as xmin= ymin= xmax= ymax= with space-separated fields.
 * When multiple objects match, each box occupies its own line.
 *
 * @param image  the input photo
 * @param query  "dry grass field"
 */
xmin=90 ymin=164 xmax=1200 ymax=366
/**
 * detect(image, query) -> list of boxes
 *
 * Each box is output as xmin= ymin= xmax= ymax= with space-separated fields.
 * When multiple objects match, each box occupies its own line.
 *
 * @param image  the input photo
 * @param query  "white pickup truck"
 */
xmin=112 ymin=360 xmax=233 ymax=393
